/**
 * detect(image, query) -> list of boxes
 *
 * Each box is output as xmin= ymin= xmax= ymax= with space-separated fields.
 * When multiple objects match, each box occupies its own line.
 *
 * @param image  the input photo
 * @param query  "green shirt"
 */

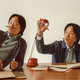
xmin=0 ymin=35 xmax=18 ymax=61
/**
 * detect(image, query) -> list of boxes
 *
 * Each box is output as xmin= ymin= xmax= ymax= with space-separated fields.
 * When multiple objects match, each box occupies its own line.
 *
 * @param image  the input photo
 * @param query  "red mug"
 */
xmin=40 ymin=19 xmax=49 ymax=23
xmin=26 ymin=58 xmax=38 ymax=67
xmin=40 ymin=19 xmax=49 ymax=30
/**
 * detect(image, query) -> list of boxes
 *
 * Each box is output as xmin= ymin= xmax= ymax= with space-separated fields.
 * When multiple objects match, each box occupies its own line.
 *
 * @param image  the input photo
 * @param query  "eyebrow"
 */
xmin=15 ymin=21 xmax=19 ymax=23
xmin=65 ymin=30 xmax=74 ymax=32
xmin=9 ymin=20 xmax=19 ymax=22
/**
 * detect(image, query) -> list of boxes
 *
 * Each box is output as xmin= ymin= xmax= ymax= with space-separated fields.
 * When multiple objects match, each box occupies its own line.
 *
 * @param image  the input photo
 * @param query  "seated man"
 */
xmin=0 ymin=14 xmax=27 ymax=70
xmin=36 ymin=18 xmax=80 ymax=63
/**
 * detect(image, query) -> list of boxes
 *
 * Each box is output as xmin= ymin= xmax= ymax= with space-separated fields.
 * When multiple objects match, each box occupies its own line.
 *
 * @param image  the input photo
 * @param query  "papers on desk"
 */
xmin=31 ymin=63 xmax=80 ymax=73
xmin=0 ymin=70 xmax=15 ymax=78
xmin=31 ymin=64 xmax=48 ymax=71
xmin=0 ymin=70 xmax=26 ymax=79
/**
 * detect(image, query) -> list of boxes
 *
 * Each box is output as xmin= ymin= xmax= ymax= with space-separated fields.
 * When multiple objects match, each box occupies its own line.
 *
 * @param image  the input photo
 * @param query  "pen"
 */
xmin=6 ymin=26 xmax=15 ymax=29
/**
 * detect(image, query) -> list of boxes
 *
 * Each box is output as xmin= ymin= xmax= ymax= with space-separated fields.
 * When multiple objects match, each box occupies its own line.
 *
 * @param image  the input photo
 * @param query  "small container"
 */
xmin=26 ymin=58 xmax=38 ymax=67
xmin=40 ymin=19 xmax=49 ymax=23
xmin=40 ymin=19 xmax=49 ymax=30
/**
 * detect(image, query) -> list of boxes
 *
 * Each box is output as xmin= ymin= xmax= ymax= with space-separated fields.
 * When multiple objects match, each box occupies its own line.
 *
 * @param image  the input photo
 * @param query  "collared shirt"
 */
xmin=65 ymin=44 xmax=76 ymax=63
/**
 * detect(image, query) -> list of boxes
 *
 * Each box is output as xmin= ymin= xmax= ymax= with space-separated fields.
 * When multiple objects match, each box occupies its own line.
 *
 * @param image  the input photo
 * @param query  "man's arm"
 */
xmin=10 ymin=39 xmax=27 ymax=70
xmin=36 ymin=35 xmax=55 ymax=54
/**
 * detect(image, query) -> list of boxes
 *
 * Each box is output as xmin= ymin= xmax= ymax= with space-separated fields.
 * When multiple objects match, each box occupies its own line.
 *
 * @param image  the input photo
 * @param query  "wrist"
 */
xmin=38 ymin=33 xmax=43 ymax=37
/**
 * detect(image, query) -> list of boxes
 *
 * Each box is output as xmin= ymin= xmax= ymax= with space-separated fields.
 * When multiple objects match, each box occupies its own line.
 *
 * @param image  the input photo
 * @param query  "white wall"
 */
xmin=0 ymin=0 xmax=80 ymax=63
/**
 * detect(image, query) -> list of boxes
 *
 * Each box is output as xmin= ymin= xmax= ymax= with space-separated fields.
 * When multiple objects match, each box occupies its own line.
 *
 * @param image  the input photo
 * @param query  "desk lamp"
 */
xmin=26 ymin=19 xmax=49 ymax=67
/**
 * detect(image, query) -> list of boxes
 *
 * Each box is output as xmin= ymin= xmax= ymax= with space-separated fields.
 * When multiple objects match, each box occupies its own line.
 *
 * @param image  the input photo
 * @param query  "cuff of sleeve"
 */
xmin=37 ymin=35 xmax=43 ymax=40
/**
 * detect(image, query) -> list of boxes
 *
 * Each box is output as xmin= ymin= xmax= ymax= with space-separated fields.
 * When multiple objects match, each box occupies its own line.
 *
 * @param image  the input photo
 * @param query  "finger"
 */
xmin=11 ymin=64 xmax=18 ymax=70
xmin=12 ymin=65 xmax=18 ymax=68
xmin=0 ymin=59 xmax=3 ymax=70
xmin=11 ymin=61 xmax=18 ymax=66
xmin=11 ymin=61 xmax=16 ymax=63
xmin=0 ymin=64 xmax=3 ymax=70
xmin=11 ymin=63 xmax=18 ymax=67
xmin=40 ymin=18 xmax=43 ymax=21
xmin=10 ymin=61 xmax=18 ymax=70
xmin=47 ymin=22 xmax=49 ymax=28
xmin=11 ymin=61 xmax=18 ymax=64
xmin=37 ymin=20 xmax=42 ymax=31
xmin=0 ymin=59 xmax=2 ymax=64
xmin=11 ymin=65 xmax=17 ymax=70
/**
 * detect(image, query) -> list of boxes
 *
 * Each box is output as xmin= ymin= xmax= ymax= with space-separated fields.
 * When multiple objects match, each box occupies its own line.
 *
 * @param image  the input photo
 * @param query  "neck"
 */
xmin=67 ymin=43 xmax=74 ymax=48
xmin=10 ymin=34 xmax=17 ymax=38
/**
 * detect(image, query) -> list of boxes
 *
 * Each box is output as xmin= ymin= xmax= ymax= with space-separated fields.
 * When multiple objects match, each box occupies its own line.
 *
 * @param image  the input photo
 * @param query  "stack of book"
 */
xmin=31 ymin=63 xmax=80 ymax=73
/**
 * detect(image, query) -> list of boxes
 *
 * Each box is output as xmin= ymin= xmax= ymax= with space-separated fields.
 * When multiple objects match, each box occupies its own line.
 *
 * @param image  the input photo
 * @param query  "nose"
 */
xmin=9 ymin=23 xmax=15 ymax=29
xmin=65 ymin=33 xmax=69 ymax=38
xmin=10 ymin=23 xmax=14 ymax=27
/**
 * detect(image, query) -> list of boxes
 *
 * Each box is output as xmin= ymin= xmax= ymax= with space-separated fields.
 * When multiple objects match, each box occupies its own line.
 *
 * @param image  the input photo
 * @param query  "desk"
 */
xmin=3 ymin=63 xmax=80 ymax=80
xmin=23 ymin=63 xmax=80 ymax=80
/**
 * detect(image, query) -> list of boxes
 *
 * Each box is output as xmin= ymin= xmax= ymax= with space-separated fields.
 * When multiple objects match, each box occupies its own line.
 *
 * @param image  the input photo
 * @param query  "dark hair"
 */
xmin=64 ymin=23 xmax=80 ymax=43
xmin=8 ymin=14 xmax=26 ymax=36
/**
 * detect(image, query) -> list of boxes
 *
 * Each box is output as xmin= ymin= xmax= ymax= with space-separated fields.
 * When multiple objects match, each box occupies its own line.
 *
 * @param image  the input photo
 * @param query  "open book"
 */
xmin=31 ymin=63 xmax=80 ymax=72
xmin=0 ymin=70 xmax=26 ymax=79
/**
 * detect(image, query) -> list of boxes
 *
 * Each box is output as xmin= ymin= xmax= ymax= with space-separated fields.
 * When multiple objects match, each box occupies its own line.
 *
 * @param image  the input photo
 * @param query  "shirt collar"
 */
xmin=66 ymin=43 xmax=75 ymax=50
xmin=61 ymin=40 xmax=75 ymax=50
xmin=4 ymin=31 xmax=21 ymax=38
xmin=7 ymin=32 xmax=11 ymax=38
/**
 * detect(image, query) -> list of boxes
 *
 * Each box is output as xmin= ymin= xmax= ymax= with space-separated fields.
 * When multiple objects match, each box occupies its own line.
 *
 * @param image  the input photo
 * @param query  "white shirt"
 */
xmin=65 ymin=44 xmax=76 ymax=63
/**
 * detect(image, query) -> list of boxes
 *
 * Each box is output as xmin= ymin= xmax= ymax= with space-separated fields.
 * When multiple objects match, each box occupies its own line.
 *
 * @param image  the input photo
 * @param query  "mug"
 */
xmin=26 ymin=58 xmax=38 ymax=67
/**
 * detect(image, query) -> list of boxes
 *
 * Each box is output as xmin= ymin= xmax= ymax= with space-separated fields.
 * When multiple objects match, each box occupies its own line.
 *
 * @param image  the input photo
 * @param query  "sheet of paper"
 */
xmin=49 ymin=67 xmax=71 ymax=72
xmin=49 ymin=64 xmax=68 ymax=69
xmin=0 ymin=70 xmax=15 ymax=79
xmin=67 ymin=63 xmax=80 ymax=69
xmin=31 ymin=64 xmax=48 ymax=70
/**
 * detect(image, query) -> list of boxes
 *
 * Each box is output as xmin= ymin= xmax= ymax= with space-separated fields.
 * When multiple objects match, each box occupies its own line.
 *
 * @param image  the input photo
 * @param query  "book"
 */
xmin=12 ymin=71 xmax=26 ymax=78
xmin=31 ymin=63 xmax=80 ymax=72
xmin=31 ymin=64 xmax=48 ymax=71
xmin=49 ymin=63 xmax=80 ymax=69
xmin=0 ymin=70 xmax=15 ymax=79
xmin=0 ymin=70 xmax=26 ymax=79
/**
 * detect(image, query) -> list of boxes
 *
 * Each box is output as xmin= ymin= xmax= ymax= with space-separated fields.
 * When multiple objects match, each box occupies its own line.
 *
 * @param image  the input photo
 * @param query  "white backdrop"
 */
xmin=0 ymin=0 xmax=80 ymax=63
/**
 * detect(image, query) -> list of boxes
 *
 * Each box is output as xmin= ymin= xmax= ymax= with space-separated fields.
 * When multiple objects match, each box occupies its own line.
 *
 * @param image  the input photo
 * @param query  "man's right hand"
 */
xmin=37 ymin=18 xmax=49 ymax=37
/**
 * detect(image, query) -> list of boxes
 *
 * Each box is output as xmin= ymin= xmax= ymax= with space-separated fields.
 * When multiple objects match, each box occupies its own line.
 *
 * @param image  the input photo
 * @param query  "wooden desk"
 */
xmin=23 ymin=63 xmax=80 ymax=80
xmin=3 ymin=63 xmax=80 ymax=80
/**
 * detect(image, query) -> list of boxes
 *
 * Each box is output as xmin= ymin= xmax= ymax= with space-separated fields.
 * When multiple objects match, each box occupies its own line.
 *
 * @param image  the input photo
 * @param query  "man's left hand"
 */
xmin=10 ymin=61 xmax=18 ymax=70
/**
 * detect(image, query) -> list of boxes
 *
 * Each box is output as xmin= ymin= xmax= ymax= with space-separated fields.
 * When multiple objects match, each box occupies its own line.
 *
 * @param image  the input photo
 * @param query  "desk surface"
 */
xmin=24 ymin=63 xmax=80 ymax=80
xmin=3 ymin=63 xmax=80 ymax=80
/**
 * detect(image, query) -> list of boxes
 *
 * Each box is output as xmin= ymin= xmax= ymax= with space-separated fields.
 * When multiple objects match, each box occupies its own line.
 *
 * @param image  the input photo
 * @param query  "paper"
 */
xmin=0 ymin=70 xmax=15 ymax=79
xmin=31 ymin=64 xmax=48 ymax=70
xmin=31 ymin=63 xmax=80 ymax=72
xmin=0 ymin=70 xmax=26 ymax=79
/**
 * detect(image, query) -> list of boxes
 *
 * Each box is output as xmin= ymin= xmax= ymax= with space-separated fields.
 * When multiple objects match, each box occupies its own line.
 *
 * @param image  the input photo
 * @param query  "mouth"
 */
xmin=9 ymin=27 xmax=13 ymax=30
xmin=65 ymin=38 xmax=69 ymax=41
